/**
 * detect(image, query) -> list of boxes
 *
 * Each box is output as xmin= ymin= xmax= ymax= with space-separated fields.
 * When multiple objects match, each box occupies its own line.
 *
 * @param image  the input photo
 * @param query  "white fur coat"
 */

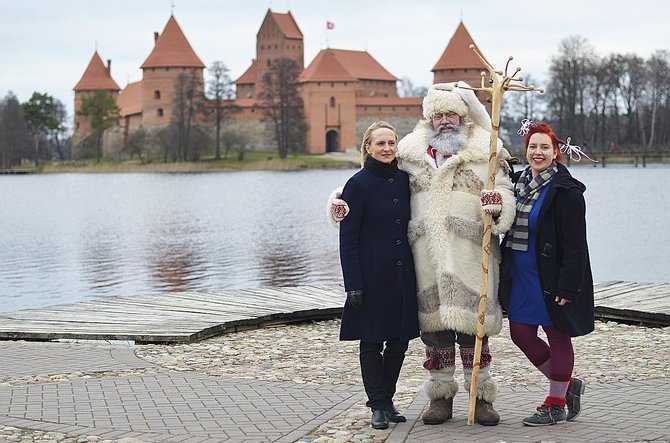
xmin=397 ymin=121 xmax=515 ymax=336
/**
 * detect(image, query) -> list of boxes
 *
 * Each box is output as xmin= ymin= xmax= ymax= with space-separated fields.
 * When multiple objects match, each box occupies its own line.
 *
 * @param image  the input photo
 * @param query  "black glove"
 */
xmin=346 ymin=289 xmax=364 ymax=309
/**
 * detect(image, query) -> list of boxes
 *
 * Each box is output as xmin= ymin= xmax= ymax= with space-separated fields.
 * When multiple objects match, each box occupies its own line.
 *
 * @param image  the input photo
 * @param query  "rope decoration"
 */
xmin=559 ymin=137 xmax=599 ymax=163
xmin=517 ymin=118 xmax=533 ymax=136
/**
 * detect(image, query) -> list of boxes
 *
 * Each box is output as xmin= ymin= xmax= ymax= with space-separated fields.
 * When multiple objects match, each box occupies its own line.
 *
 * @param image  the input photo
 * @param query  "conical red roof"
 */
xmin=432 ymin=22 xmax=488 ymax=71
xmin=141 ymin=15 xmax=205 ymax=69
xmin=73 ymin=51 xmax=120 ymax=91
xmin=299 ymin=49 xmax=396 ymax=83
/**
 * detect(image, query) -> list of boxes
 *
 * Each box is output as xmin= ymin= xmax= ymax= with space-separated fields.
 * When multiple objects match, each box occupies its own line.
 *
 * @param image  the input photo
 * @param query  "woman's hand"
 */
xmin=346 ymin=290 xmax=364 ymax=309
xmin=555 ymin=296 xmax=570 ymax=306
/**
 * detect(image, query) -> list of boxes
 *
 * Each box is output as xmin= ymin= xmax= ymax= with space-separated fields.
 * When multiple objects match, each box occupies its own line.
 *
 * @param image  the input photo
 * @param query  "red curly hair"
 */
xmin=523 ymin=122 xmax=564 ymax=162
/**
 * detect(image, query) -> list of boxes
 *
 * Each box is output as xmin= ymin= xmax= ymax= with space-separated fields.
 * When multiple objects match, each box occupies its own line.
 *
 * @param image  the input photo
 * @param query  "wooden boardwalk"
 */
xmin=0 ymin=282 xmax=667 ymax=344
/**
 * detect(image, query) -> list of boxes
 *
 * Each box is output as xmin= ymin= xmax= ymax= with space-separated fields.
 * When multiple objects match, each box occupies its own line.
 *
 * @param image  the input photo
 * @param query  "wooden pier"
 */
xmin=0 ymin=282 xmax=667 ymax=344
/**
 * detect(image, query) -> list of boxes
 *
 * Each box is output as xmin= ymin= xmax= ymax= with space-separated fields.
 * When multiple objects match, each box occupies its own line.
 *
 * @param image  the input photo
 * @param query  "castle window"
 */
xmin=76 ymin=121 xmax=80 ymax=130
xmin=331 ymin=82 xmax=334 ymax=88
xmin=261 ymin=45 xmax=264 ymax=49
xmin=267 ymin=59 xmax=272 ymax=67
xmin=157 ymin=108 xmax=164 ymax=117
xmin=154 ymin=90 xmax=160 ymax=100
xmin=329 ymin=96 xmax=336 ymax=108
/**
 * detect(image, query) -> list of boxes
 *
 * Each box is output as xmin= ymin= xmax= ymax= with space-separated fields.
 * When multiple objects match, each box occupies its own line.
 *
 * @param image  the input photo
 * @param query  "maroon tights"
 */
xmin=509 ymin=322 xmax=574 ymax=383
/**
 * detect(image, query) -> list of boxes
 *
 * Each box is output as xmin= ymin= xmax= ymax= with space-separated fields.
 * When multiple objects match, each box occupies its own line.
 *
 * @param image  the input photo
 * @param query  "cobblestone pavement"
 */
xmin=1 ymin=320 xmax=669 ymax=442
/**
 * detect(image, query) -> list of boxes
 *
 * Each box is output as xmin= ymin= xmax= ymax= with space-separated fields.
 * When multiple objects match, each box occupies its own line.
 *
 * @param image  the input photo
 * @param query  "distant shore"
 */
xmin=3 ymin=149 xmax=668 ymax=175
xmin=20 ymin=151 xmax=360 ymax=174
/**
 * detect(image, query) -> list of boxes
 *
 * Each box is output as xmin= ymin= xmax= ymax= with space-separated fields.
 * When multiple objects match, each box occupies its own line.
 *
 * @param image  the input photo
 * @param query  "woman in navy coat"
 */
xmin=498 ymin=122 xmax=594 ymax=427
xmin=338 ymin=121 xmax=420 ymax=430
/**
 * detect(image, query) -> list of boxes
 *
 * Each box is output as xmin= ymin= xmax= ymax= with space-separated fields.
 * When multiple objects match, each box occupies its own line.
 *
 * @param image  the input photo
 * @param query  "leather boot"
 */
xmin=475 ymin=398 xmax=500 ymax=426
xmin=421 ymin=397 xmax=453 ymax=425
xmin=385 ymin=404 xmax=406 ymax=423
xmin=371 ymin=408 xmax=389 ymax=429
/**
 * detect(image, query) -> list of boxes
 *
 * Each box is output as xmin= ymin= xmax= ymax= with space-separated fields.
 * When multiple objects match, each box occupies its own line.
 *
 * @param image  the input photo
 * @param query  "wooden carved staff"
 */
xmin=456 ymin=45 xmax=543 ymax=426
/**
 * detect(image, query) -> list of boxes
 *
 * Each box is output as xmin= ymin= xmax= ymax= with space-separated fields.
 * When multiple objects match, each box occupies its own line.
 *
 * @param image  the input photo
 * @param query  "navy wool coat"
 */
xmin=339 ymin=167 xmax=420 ymax=343
xmin=499 ymin=162 xmax=595 ymax=337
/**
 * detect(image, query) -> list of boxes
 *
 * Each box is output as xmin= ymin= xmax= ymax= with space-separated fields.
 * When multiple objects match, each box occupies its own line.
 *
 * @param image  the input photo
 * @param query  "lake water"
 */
xmin=1 ymin=166 xmax=668 ymax=313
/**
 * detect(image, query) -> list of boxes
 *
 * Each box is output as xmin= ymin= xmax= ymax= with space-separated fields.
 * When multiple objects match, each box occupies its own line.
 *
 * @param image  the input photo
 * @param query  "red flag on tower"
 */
xmin=326 ymin=21 xmax=335 ymax=30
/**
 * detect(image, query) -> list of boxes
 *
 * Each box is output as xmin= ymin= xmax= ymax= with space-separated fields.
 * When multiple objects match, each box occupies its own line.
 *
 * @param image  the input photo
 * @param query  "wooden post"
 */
xmin=455 ymin=46 xmax=543 ymax=426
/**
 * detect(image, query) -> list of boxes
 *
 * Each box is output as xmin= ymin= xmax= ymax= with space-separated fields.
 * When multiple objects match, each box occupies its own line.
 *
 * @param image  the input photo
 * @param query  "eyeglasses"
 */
xmin=431 ymin=112 xmax=460 ymax=122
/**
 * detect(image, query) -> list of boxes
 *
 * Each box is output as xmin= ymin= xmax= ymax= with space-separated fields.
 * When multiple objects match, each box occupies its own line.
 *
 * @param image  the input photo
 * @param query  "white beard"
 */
xmin=428 ymin=124 xmax=468 ymax=155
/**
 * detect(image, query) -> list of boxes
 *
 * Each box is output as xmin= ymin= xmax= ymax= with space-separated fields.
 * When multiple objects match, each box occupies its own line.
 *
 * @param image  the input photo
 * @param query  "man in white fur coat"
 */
xmin=330 ymin=82 xmax=515 ymax=426
xmin=397 ymin=83 xmax=514 ymax=426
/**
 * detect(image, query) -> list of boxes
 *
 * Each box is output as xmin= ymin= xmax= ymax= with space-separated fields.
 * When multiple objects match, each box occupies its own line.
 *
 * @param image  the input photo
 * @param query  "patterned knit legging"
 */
xmin=509 ymin=322 xmax=574 ymax=382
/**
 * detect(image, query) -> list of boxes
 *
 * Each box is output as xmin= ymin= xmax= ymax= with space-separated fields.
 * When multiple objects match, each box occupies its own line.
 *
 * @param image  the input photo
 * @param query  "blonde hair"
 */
xmin=360 ymin=121 xmax=398 ymax=167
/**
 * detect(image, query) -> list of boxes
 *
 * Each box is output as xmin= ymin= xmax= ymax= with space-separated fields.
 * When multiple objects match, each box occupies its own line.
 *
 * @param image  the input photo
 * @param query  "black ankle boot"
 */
xmin=386 ymin=404 xmax=406 ymax=423
xmin=371 ymin=408 xmax=389 ymax=429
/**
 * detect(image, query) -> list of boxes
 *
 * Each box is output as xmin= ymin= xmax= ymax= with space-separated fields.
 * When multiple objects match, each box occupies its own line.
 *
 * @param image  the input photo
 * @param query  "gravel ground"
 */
xmin=2 ymin=319 xmax=669 ymax=442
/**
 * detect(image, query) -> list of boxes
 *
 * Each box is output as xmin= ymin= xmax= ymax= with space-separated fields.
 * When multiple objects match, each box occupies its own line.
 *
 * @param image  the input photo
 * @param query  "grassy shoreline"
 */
xmin=34 ymin=151 xmax=358 ymax=173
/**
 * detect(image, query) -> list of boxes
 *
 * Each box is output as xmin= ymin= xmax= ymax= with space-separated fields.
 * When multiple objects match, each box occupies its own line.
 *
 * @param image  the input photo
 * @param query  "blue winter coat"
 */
xmin=339 ymin=167 xmax=420 ymax=342
xmin=499 ymin=163 xmax=595 ymax=337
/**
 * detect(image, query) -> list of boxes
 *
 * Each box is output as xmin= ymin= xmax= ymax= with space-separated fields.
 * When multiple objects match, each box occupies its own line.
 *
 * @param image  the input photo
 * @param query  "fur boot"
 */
xmin=422 ymin=368 xmax=458 ymax=424
xmin=463 ymin=367 xmax=500 ymax=426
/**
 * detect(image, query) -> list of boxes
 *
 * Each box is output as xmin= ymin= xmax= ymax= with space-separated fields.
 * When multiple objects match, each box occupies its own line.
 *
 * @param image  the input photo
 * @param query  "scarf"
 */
xmin=506 ymin=163 xmax=558 ymax=251
xmin=364 ymin=155 xmax=398 ymax=179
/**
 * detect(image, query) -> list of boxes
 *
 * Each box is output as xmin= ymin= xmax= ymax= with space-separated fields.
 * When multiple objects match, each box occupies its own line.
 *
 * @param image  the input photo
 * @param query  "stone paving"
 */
xmin=1 ymin=320 xmax=669 ymax=442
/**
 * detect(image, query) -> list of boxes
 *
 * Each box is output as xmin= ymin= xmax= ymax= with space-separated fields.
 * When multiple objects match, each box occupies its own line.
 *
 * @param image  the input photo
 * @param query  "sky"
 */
xmin=1 ymin=0 xmax=667 ymax=130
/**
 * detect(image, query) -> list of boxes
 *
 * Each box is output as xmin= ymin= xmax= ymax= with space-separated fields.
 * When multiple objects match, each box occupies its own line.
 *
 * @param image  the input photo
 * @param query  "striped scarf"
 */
xmin=506 ymin=163 xmax=558 ymax=251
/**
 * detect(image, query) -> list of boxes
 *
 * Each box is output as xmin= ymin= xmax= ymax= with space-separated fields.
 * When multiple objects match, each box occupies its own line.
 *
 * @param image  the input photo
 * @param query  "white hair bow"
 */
xmin=517 ymin=119 xmax=533 ymax=136
xmin=559 ymin=137 xmax=598 ymax=163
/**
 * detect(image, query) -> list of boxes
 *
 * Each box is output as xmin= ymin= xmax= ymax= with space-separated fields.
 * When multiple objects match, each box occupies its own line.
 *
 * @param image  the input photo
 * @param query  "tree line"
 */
xmin=502 ymin=36 xmax=669 ymax=153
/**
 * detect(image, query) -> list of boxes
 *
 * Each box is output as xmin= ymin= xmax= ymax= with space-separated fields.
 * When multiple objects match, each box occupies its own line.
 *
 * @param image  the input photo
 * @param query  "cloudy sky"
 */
xmin=1 ymin=0 xmax=666 ymax=127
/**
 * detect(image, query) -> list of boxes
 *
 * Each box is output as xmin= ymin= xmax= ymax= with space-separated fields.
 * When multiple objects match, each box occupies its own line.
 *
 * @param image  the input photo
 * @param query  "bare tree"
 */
xmin=645 ymin=50 xmax=670 ymax=149
xmin=0 ymin=92 xmax=30 ymax=169
xmin=614 ymin=54 xmax=647 ymax=147
xmin=259 ymin=58 xmax=307 ymax=159
xmin=49 ymin=99 xmax=69 ymax=160
xmin=397 ymin=77 xmax=428 ymax=97
xmin=207 ymin=61 xmax=239 ymax=160
xmin=547 ymin=36 xmax=596 ymax=142
xmin=123 ymin=126 xmax=149 ymax=162
xmin=172 ymin=71 xmax=206 ymax=161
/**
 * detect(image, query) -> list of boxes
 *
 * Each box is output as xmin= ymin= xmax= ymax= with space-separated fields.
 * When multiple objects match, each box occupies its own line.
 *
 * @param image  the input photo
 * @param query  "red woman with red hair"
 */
xmin=499 ymin=121 xmax=595 ymax=426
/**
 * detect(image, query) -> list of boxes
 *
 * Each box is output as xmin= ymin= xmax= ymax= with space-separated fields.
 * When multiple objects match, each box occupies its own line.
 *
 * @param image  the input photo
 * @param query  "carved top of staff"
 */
xmin=455 ymin=44 xmax=544 ymax=98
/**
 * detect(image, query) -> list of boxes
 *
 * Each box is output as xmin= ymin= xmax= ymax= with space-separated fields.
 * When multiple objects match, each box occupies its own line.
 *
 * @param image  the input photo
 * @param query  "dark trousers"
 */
xmin=359 ymin=339 xmax=409 ymax=410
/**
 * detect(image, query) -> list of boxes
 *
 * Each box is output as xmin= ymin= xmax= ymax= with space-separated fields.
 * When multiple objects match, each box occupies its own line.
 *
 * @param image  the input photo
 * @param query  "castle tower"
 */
xmin=139 ymin=15 xmax=205 ymax=127
xmin=235 ymin=9 xmax=304 ymax=99
xmin=73 ymin=51 xmax=120 ymax=137
xmin=432 ymin=22 xmax=490 ymax=112
xmin=299 ymin=49 xmax=399 ymax=154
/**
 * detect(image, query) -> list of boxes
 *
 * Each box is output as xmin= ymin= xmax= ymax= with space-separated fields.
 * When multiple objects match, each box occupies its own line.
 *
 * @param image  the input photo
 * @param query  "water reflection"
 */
xmin=0 ymin=167 xmax=667 ymax=313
